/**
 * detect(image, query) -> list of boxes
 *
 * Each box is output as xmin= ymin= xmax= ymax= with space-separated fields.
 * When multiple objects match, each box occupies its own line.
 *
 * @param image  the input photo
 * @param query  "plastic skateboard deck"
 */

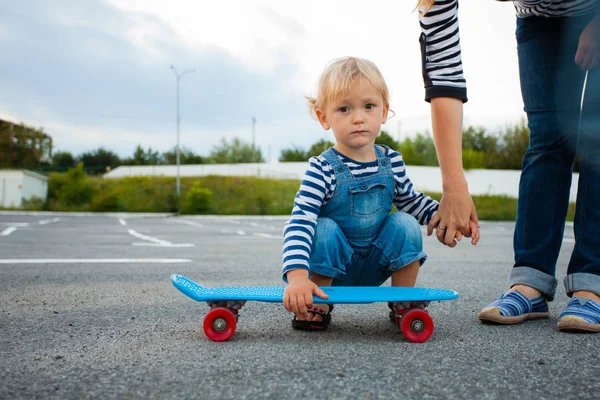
xmin=171 ymin=274 xmax=459 ymax=343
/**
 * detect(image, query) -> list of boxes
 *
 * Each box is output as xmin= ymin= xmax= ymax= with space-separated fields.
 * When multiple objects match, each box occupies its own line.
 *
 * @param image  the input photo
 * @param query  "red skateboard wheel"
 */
xmin=203 ymin=308 xmax=237 ymax=342
xmin=399 ymin=309 xmax=434 ymax=343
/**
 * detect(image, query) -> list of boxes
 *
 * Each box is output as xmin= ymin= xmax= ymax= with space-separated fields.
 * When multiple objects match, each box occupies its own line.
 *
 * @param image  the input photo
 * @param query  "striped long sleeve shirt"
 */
xmin=281 ymin=146 xmax=439 ymax=280
xmin=418 ymin=0 xmax=599 ymax=103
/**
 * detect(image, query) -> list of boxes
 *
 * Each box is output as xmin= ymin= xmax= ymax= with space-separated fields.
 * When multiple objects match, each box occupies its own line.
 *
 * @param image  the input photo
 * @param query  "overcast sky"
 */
xmin=0 ymin=0 xmax=523 ymax=161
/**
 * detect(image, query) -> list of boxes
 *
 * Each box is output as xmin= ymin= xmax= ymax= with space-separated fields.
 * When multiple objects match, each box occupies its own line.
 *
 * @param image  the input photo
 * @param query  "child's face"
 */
xmin=316 ymin=81 xmax=389 ymax=157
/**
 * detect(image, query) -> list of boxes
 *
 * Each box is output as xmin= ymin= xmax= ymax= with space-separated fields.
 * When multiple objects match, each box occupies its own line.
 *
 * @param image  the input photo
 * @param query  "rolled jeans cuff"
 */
xmin=388 ymin=251 xmax=428 ymax=273
xmin=563 ymin=273 xmax=600 ymax=297
xmin=509 ymin=266 xmax=558 ymax=301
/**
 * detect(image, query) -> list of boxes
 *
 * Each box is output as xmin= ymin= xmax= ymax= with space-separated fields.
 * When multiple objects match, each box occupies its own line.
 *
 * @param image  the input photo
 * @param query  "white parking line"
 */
xmin=0 ymin=222 xmax=29 ymax=227
xmin=38 ymin=217 xmax=61 ymax=225
xmin=0 ymin=258 xmax=192 ymax=264
xmin=132 ymin=242 xmax=195 ymax=247
xmin=119 ymin=218 xmax=127 ymax=226
xmin=252 ymin=233 xmax=282 ymax=239
xmin=1 ymin=227 xmax=17 ymax=236
xmin=236 ymin=230 xmax=246 ymax=236
xmin=172 ymin=219 xmax=204 ymax=227
xmin=128 ymin=229 xmax=194 ymax=247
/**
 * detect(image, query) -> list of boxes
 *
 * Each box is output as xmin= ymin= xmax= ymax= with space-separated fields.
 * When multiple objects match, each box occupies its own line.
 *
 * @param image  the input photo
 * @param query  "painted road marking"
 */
xmin=128 ymin=229 xmax=194 ymax=247
xmin=252 ymin=233 xmax=282 ymax=239
xmin=119 ymin=218 xmax=127 ymax=226
xmin=0 ymin=258 xmax=192 ymax=264
xmin=39 ymin=218 xmax=61 ymax=225
xmin=0 ymin=222 xmax=29 ymax=227
xmin=1 ymin=227 xmax=17 ymax=236
xmin=172 ymin=219 xmax=204 ymax=227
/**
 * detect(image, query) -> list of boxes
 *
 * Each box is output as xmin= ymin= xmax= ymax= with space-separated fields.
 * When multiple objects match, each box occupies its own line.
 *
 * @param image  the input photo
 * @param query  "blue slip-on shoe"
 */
xmin=478 ymin=290 xmax=549 ymax=324
xmin=557 ymin=297 xmax=600 ymax=333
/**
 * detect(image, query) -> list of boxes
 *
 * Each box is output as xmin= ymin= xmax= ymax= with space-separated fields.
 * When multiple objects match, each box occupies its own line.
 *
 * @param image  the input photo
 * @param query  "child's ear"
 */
xmin=315 ymin=108 xmax=330 ymax=130
xmin=381 ymin=103 xmax=390 ymax=124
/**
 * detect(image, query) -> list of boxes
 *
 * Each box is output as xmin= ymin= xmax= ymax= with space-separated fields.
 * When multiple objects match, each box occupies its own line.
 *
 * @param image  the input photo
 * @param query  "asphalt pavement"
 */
xmin=0 ymin=211 xmax=597 ymax=399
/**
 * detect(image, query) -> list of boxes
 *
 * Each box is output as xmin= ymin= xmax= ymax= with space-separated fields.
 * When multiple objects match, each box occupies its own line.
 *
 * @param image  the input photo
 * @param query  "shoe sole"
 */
xmin=556 ymin=316 xmax=600 ymax=332
xmin=478 ymin=307 xmax=550 ymax=325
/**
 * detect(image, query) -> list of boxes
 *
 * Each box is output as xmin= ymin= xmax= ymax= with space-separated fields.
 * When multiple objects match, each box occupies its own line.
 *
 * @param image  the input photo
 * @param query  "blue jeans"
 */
xmin=309 ymin=212 xmax=427 ymax=286
xmin=510 ymin=15 xmax=600 ymax=300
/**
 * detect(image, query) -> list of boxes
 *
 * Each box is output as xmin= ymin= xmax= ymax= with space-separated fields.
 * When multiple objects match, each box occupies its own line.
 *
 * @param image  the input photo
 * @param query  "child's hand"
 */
xmin=283 ymin=270 xmax=328 ymax=319
xmin=452 ymin=218 xmax=480 ymax=245
xmin=428 ymin=216 xmax=480 ymax=246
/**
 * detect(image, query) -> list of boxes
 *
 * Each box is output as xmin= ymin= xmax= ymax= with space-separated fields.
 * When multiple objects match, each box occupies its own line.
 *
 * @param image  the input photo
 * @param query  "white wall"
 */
xmin=0 ymin=170 xmax=23 ymax=208
xmin=22 ymin=171 xmax=48 ymax=204
xmin=105 ymin=163 xmax=580 ymax=201
xmin=0 ymin=170 xmax=48 ymax=208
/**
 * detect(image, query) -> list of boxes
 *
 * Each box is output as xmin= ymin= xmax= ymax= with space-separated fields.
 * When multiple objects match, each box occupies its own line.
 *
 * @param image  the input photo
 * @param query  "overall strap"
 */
xmin=321 ymin=148 xmax=352 ymax=181
xmin=375 ymin=145 xmax=391 ymax=171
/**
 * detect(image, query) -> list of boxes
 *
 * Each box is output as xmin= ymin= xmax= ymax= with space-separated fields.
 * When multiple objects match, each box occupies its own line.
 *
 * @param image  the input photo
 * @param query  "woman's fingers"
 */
xmin=469 ymin=219 xmax=480 ymax=245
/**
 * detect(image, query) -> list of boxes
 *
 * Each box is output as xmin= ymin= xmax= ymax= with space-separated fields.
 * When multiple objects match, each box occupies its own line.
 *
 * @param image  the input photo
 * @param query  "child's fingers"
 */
xmin=427 ymin=214 xmax=441 ymax=236
xmin=314 ymin=286 xmax=329 ymax=300
xmin=289 ymin=295 xmax=299 ymax=315
xmin=297 ymin=294 xmax=308 ymax=316
xmin=283 ymin=292 xmax=291 ymax=312
xmin=303 ymin=292 xmax=314 ymax=311
xmin=455 ymin=230 xmax=463 ymax=241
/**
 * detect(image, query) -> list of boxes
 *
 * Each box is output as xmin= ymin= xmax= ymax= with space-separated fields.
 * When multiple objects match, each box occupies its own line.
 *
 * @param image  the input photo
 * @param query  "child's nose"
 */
xmin=352 ymin=111 xmax=365 ymax=124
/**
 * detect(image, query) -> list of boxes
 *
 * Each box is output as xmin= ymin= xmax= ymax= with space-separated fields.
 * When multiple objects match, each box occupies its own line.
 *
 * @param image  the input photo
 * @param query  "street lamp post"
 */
xmin=170 ymin=64 xmax=195 ymax=214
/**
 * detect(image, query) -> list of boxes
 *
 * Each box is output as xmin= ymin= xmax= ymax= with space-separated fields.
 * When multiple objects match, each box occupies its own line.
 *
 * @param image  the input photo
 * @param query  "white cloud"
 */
xmin=2 ymin=0 xmax=527 ymax=159
xmin=106 ymin=0 xmax=525 ymax=135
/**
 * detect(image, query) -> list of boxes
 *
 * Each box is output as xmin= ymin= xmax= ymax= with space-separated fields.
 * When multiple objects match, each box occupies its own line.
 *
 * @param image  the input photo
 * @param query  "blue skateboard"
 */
xmin=171 ymin=274 xmax=459 ymax=342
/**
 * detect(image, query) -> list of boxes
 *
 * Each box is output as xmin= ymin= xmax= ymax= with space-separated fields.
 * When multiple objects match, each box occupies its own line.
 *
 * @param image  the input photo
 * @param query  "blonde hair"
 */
xmin=306 ymin=56 xmax=390 ymax=118
xmin=417 ymin=0 xmax=435 ymax=14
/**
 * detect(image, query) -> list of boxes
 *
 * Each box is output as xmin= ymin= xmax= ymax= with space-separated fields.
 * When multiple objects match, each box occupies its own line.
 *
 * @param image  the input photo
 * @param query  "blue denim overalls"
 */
xmin=308 ymin=146 xmax=427 ymax=286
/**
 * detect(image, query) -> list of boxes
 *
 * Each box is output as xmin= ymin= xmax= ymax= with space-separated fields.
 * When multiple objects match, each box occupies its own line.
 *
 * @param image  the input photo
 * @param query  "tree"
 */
xmin=462 ymin=126 xmax=498 ymax=153
xmin=307 ymin=139 xmax=335 ymax=158
xmin=162 ymin=146 xmax=206 ymax=165
xmin=208 ymin=137 xmax=264 ymax=163
xmin=375 ymin=130 xmax=401 ymax=149
xmin=398 ymin=132 xmax=439 ymax=166
xmin=123 ymin=144 xmax=161 ymax=165
xmin=78 ymin=147 xmax=121 ymax=174
xmin=279 ymin=145 xmax=308 ymax=162
xmin=51 ymin=151 xmax=76 ymax=169
xmin=494 ymin=118 xmax=529 ymax=170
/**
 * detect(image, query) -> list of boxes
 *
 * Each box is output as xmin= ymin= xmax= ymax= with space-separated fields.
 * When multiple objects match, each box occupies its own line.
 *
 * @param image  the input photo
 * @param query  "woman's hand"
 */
xmin=427 ymin=185 xmax=480 ymax=247
xmin=576 ymin=16 xmax=598 ymax=70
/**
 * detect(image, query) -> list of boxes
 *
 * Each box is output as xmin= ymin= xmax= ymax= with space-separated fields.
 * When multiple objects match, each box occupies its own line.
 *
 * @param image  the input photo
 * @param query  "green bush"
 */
xmin=183 ymin=182 xmax=213 ymax=214
xmin=89 ymin=189 xmax=125 ymax=212
xmin=47 ymin=163 xmax=94 ymax=210
xmin=462 ymin=149 xmax=486 ymax=170
xmin=42 ymin=171 xmax=576 ymax=222
xmin=21 ymin=196 xmax=46 ymax=211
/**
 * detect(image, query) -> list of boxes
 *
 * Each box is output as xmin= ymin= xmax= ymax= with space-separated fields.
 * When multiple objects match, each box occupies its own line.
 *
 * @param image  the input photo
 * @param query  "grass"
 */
xmin=4 ymin=173 xmax=576 ymax=222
